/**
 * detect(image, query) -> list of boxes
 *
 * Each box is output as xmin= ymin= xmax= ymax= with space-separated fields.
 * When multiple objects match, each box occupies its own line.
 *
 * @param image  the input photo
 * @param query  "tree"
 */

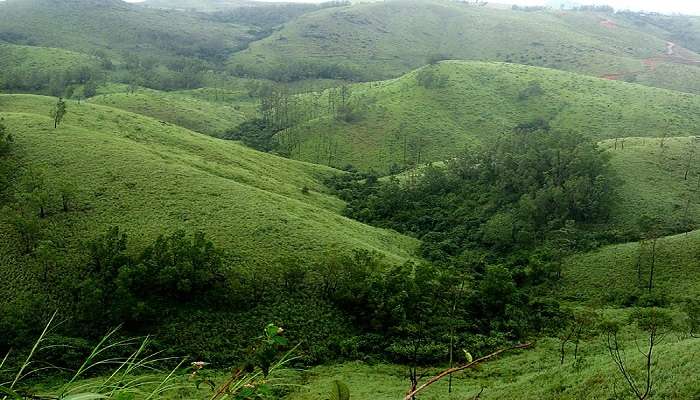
xmin=0 ymin=118 xmax=13 ymax=196
xmin=51 ymin=97 xmax=67 ymax=128
xmin=83 ymin=81 xmax=98 ymax=98
xmin=558 ymin=308 xmax=596 ymax=365
xmin=636 ymin=214 xmax=662 ymax=293
xmin=35 ymin=240 xmax=57 ymax=283
xmin=57 ymin=180 xmax=77 ymax=212
xmin=2 ymin=205 xmax=43 ymax=254
xmin=20 ymin=168 xmax=52 ymax=218
xmin=602 ymin=308 xmax=674 ymax=400
xmin=0 ymin=118 xmax=12 ymax=156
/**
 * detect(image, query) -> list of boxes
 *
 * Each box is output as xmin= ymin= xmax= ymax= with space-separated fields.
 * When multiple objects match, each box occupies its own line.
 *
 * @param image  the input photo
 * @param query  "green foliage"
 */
xmin=333 ymin=128 xmax=614 ymax=259
xmin=226 ymin=118 xmax=277 ymax=152
xmin=415 ymin=68 xmax=448 ymax=89
xmin=51 ymin=97 xmax=67 ymax=128
xmin=0 ymin=118 xmax=13 ymax=196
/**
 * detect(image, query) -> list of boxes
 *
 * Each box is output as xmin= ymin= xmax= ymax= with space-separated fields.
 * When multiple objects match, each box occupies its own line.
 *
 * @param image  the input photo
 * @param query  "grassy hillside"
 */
xmin=285 ymin=61 xmax=700 ymax=172
xmin=0 ymin=42 xmax=99 ymax=77
xmin=0 ymin=94 xmax=416 ymax=281
xmin=0 ymin=0 xmax=254 ymax=62
xmin=89 ymin=88 xmax=257 ymax=137
xmin=562 ymin=228 xmax=700 ymax=304
xmin=228 ymin=0 xmax=700 ymax=92
xmin=287 ymin=334 xmax=700 ymax=399
xmin=603 ymin=136 xmax=700 ymax=230
xmin=141 ymin=0 xmax=255 ymax=11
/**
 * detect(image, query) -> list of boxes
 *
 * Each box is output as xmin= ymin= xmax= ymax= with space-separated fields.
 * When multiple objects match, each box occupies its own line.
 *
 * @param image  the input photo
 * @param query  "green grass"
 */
xmin=562 ymin=229 xmax=700 ymax=304
xmin=0 ymin=94 xmax=417 ymax=301
xmin=287 ymin=61 xmax=700 ymax=172
xmin=602 ymin=136 xmax=700 ymax=231
xmin=89 ymin=88 xmax=256 ymax=137
xmin=0 ymin=42 xmax=99 ymax=78
xmin=229 ymin=0 xmax=700 ymax=93
xmin=286 ymin=331 xmax=700 ymax=399
xmin=0 ymin=0 xmax=255 ymax=62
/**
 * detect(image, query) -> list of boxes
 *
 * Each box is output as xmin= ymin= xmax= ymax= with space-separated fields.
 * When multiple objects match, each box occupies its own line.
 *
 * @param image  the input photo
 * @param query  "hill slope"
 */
xmin=283 ymin=61 xmax=700 ymax=172
xmin=0 ymin=0 xmax=254 ymax=62
xmin=88 ymin=88 xmax=257 ymax=137
xmin=288 ymin=335 xmax=700 ymax=399
xmin=0 ymin=94 xmax=416 ymax=282
xmin=229 ymin=0 xmax=700 ymax=93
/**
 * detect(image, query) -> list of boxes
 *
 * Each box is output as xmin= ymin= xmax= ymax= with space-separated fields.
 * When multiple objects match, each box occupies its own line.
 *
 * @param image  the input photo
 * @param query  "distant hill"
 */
xmin=228 ymin=0 xmax=700 ymax=94
xmin=0 ymin=0 xmax=255 ymax=62
xmin=140 ymin=0 xmax=256 ymax=11
xmin=280 ymin=61 xmax=700 ymax=172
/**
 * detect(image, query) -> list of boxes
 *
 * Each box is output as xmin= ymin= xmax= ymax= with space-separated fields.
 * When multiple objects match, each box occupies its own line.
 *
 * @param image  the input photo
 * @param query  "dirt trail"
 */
xmin=599 ymin=41 xmax=700 ymax=81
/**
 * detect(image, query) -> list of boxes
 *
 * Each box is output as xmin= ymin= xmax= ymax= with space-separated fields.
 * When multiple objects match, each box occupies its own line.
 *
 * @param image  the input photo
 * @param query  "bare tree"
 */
xmin=602 ymin=308 xmax=673 ymax=400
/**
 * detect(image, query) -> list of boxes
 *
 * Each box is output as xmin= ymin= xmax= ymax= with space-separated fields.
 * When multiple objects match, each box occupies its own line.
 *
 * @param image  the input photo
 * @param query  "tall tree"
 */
xmin=51 ymin=97 xmax=67 ymax=129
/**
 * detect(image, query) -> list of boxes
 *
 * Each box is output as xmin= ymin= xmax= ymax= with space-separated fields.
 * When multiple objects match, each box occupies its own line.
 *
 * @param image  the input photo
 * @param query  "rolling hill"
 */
xmin=281 ymin=61 xmax=700 ymax=172
xmin=228 ymin=0 xmax=700 ymax=93
xmin=88 ymin=87 xmax=257 ymax=137
xmin=0 ymin=0 xmax=255 ymax=62
xmin=0 ymin=94 xmax=417 ymax=302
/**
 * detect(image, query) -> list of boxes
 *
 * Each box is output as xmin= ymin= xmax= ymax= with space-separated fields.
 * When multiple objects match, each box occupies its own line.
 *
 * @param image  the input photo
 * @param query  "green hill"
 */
xmin=282 ymin=61 xmax=700 ymax=172
xmin=0 ymin=0 xmax=254 ymax=61
xmin=0 ymin=94 xmax=416 ymax=287
xmin=228 ymin=0 xmax=700 ymax=93
xmin=88 ymin=88 xmax=257 ymax=137
xmin=562 ymin=229 xmax=700 ymax=304
xmin=0 ymin=43 xmax=102 ymax=93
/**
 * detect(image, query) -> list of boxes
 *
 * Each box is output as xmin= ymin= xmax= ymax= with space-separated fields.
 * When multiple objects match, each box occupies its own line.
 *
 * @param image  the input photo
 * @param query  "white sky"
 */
xmin=122 ymin=0 xmax=700 ymax=15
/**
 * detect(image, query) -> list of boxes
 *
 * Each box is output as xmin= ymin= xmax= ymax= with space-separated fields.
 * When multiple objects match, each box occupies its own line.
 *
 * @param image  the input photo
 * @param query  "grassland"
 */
xmin=286 ymin=333 xmax=700 ymax=400
xmin=229 ymin=0 xmax=700 ymax=92
xmin=0 ymin=0 xmax=255 ymax=61
xmin=89 ymin=88 xmax=257 ymax=137
xmin=287 ymin=61 xmax=700 ymax=172
xmin=0 ymin=42 xmax=99 ymax=78
xmin=0 ymin=94 xmax=417 ymax=295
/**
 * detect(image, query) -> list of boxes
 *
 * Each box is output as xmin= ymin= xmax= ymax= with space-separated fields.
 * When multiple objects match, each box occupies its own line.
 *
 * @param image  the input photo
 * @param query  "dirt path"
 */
xmin=599 ymin=41 xmax=700 ymax=81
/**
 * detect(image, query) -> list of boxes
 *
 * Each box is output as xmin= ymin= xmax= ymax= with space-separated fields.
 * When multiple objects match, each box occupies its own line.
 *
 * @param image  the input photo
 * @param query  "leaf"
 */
xmin=62 ymin=393 xmax=109 ymax=400
xmin=463 ymin=349 xmax=473 ymax=363
xmin=328 ymin=380 xmax=350 ymax=400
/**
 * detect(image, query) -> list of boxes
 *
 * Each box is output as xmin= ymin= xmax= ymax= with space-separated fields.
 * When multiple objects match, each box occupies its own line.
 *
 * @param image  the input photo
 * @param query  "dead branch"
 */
xmin=403 ymin=342 xmax=532 ymax=400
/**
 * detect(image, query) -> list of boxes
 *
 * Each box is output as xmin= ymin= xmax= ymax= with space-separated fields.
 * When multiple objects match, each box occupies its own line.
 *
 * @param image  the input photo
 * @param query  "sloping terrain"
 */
xmin=287 ymin=335 xmax=700 ymax=399
xmin=89 ymin=88 xmax=256 ymax=137
xmin=0 ymin=94 xmax=417 ymax=289
xmin=285 ymin=61 xmax=700 ymax=172
xmin=0 ymin=0 xmax=255 ymax=61
xmin=228 ymin=0 xmax=700 ymax=93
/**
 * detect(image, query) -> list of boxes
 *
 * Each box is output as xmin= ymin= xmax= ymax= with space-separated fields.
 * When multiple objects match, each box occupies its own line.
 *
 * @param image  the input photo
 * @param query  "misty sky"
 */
xmin=122 ymin=0 xmax=700 ymax=15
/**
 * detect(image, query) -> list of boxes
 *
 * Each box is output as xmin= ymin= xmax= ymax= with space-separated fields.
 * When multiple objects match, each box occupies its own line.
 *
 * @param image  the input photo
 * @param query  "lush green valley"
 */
xmin=2 ymin=0 xmax=700 ymax=399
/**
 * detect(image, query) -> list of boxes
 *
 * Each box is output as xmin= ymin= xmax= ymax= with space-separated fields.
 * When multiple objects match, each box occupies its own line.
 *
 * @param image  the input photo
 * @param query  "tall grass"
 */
xmin=0 ymin=316 xmax=298 ymax=400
